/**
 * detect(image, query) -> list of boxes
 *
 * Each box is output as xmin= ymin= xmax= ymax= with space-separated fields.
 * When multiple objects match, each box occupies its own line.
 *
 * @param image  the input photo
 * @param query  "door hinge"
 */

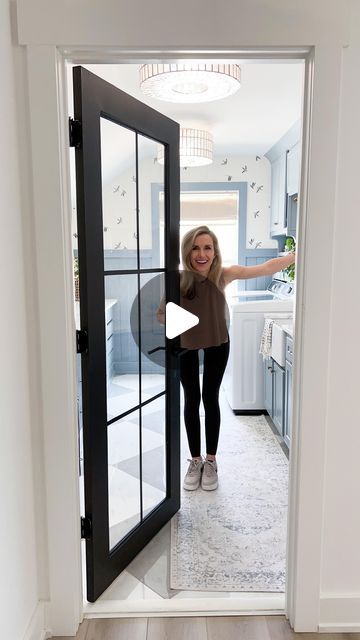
xmin=76 ymin=329 xmax=88 ymax=354
xmin=69 ymin=117 xmax=82 ymax=148
xmin=81 ymin=516 xmax=92 ymax=539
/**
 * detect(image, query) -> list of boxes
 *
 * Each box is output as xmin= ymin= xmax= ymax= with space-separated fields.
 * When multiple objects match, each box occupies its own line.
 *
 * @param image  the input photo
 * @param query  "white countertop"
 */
xmin=282 ymin=324 xmax=294 ymax=338
xmin=74 ymin=299 xmax=118 ymax=330
xmin=273 ymin=319 xmax=294 ymax=339
xmin=230 ymin=290 xmax=273 ymax=297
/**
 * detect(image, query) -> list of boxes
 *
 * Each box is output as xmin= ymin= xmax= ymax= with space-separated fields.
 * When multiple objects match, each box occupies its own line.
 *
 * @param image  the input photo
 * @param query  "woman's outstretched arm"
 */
xmin=222 ymin=253 xmax=295 ymax=284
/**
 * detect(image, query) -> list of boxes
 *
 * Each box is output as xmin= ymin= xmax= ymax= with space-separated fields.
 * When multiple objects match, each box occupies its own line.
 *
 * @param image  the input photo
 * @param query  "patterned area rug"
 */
xmin=170 ymin=414 xmax=288 ymax=591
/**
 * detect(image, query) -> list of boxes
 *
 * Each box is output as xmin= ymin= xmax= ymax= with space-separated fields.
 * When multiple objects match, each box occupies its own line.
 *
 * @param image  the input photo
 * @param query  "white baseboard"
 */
xmin=319 ymin=594 xmax=360 ymax=632
xmin=23 ymin=602 xmax=49 ymax=640
xmin=83 ymin=593 xmax=285 ymax=617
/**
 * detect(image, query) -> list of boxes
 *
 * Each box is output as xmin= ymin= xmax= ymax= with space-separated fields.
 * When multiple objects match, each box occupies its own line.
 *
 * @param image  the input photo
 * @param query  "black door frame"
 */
xmin=73 ymin=65 xmax=180 ymax=602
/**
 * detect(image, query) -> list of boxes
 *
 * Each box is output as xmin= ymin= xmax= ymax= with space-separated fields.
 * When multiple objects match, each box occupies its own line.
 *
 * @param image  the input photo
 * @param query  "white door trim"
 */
xmin=25 ymin=43 xmax=343 ymax=635
xmin=26 ymin=45 xmax=83 ymax=637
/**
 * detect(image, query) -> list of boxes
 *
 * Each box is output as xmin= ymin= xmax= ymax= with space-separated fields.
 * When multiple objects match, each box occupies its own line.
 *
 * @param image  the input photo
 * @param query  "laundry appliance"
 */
xmin=223 ymin=280 xmax=294 ymax=413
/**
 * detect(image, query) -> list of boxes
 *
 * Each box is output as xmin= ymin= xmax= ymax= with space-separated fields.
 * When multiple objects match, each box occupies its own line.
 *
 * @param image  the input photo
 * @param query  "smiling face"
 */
xmin=190 ymin=233 xmax=216 ymax=276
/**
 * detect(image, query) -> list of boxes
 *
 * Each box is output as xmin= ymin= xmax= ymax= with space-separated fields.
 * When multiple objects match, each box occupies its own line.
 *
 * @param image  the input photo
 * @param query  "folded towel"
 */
xmin=259 ymin=319 xmax=274 ymax=359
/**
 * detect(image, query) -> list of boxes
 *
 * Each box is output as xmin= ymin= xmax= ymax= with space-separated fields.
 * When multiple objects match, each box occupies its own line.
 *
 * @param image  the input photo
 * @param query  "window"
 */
xmin=159 ymin=190 xmax=239 ymax=271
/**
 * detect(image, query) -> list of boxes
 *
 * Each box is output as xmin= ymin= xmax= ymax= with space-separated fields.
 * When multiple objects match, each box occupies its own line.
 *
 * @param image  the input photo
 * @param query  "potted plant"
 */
xmin=284 ymin=236 xmax=296 ymax=282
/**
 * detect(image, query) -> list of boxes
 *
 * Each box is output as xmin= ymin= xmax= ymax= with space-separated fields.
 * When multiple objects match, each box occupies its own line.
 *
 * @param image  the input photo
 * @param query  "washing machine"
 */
xmin=223 ymin=280 xmax=294 ymax=413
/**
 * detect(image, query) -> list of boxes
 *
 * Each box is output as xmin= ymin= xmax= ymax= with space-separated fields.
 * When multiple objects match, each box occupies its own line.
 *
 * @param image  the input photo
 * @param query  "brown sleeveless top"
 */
xmin=180 ymin=271 xmax=229 ymax=350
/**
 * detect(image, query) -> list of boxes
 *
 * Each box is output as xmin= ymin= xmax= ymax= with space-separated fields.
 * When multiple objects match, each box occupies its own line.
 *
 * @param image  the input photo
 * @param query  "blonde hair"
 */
xmin=181 ymin=225 xmax=223 ymax=298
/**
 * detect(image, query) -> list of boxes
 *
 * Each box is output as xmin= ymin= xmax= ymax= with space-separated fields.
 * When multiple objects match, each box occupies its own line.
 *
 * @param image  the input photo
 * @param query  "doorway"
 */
xmin=68 ymin=58 xmax=306 ymax=610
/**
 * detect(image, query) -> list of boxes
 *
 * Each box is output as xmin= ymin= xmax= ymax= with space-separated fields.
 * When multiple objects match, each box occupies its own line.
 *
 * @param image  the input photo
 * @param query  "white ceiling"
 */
xmin=83 ymin=61 xmax=304 ymax=157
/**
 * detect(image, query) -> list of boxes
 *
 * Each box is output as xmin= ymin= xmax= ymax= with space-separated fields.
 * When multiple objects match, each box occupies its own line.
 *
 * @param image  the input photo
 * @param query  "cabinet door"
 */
xmin=287 ymin=194 xmax=297 ymax=239
xmin=272 ymin=361 xmax=285 ymax=436
xmin=277 ymin=152 xmax=287 ymax=232
xmin=270 ymin=157 xmax=280 ymax=233
xmin=287 ymin=141 xmax=300 ymax=196
xmin=271 ymin=153 xmax=287 ymax=236
xmin=264 ymin=359 xmax=273 ymax=416
xmin=284 ymin=359 xmax=293 ymax=448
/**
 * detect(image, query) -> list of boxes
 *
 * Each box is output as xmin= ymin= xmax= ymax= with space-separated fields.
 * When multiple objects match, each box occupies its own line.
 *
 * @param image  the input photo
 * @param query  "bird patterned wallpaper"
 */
xmin=72 ymin=153 xmax=277 ymax=251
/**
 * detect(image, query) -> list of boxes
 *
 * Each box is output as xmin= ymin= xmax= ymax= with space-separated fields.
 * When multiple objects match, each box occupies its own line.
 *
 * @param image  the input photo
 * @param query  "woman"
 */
xmin=158 ymin=225 xmax=295 ymax=492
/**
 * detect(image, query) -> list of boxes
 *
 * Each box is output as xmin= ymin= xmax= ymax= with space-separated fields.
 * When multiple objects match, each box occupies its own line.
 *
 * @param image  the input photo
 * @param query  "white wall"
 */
xmin=0 ymin=0 xmax=47 ymax=638
xmin=320 ymin=1 xmax=360 ymax=622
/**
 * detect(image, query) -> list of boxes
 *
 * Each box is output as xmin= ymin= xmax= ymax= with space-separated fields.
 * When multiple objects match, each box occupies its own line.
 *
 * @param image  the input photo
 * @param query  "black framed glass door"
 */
xmin=73 ymin=66 xmax=180 ymax=602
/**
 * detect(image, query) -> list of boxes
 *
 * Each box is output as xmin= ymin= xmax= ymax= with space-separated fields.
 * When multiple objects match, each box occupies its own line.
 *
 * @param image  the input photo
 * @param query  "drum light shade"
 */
xmin=158 ymin=128 xmax=213 ymax=167
xmin=140 ymin=64 xmax=241 ymax=103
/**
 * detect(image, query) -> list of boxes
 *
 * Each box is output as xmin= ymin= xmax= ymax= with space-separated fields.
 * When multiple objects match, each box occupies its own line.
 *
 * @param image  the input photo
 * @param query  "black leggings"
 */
xmin=180 ymin=341 xmax=230 ymax=458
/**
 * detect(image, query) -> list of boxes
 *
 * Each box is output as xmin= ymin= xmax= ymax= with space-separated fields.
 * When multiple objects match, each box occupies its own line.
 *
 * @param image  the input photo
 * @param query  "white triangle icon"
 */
xmin=165 ymin=302 xmax=199 ymax=339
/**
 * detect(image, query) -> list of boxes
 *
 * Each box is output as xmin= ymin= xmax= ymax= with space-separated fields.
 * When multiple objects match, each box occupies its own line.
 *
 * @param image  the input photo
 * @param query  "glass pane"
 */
xmin=105 ymin=274 xmax=140 ymax=421
xmin=108 ymin=409 xmax=141 ymax=550
xmin=137 ymin=134 xmax=165 ymax=269
xmin=100 ymin=117 xmax=137 ymax=271
xmin=141 ymin=396 xmax=166 ymax=516
xmin=140 ymin=272 xmax=166 ymax=404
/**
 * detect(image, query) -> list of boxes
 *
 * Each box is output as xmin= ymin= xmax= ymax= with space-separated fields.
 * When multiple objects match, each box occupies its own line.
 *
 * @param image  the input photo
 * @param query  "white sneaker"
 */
xmin=201 ymin=459 xmax=218 ymax=491
xmin=183 ymin=458 xmax=203 ymax=491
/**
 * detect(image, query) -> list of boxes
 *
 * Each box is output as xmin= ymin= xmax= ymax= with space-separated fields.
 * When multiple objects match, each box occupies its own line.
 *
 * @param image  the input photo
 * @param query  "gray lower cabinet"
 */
xmin=263 ymin=336 xmax=293 ymax=447
xmin=264 ymin=357 xmax=285 ymax=436
xmin=105 ymin=302 xmax=116 ymax=386
xmin=284 ymin=335 xmax=294 ymax=448
xmin=272 ymin=360 xmax=285 ymax=436
xmin=264 ymin=358 xmax=274 ymax=416
xmin=76 ymin=300 xmax=117 ymax=474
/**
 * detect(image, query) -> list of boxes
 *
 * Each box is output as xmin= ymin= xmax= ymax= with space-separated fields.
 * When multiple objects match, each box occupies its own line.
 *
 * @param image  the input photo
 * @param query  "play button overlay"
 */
xmin=165 ymin=302 xmax=199 ymax=339
xmin=130 ymin=271 xmax=229 ymax=369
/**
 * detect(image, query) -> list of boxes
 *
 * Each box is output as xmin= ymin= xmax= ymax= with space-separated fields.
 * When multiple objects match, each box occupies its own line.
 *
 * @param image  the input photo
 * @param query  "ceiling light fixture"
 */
xmin=139 ymin=64 xmax=241 ymax=103
xmin=158 ymin=128 xmax=213 ymax=167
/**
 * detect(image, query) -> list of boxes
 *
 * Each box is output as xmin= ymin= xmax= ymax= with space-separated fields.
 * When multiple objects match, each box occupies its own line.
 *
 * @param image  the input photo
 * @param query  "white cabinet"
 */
xmin=224 ymin=311 xmax=266 ymax=412
xmin=270 ymin=152 xmax=287 ymax=236
xmin=287 ymin=141 xmax=300 ymax=196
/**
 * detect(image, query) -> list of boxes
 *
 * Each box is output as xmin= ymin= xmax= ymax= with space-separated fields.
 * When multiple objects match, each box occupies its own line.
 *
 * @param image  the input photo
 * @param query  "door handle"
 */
xmin=147 ymin=345 xmax=188 ymax=357
xmin=147 ymin=346 xmax=165 ymax=355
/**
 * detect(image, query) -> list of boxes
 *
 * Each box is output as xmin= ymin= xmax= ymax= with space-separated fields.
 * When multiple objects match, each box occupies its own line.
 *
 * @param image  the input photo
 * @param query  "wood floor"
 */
xmin=52 ymin=615 xmax=360 ymax=639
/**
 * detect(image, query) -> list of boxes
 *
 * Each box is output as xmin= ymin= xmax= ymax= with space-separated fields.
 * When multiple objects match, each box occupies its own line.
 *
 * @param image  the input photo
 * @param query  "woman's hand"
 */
xmin=281 ymin=252 xmax=296 ymax=269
